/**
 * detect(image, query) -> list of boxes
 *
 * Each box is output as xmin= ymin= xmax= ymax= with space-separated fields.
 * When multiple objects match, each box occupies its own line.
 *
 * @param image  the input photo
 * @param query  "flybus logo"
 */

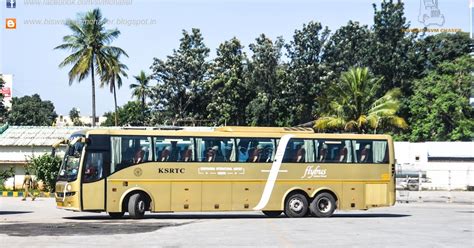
xmin=301 ymin=165 xmax=327 ymax=179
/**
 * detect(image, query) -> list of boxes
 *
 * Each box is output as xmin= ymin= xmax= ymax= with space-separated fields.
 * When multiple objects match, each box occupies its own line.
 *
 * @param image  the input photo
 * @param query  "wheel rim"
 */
xmin=317 ymin=197 xmax=331 ymax=213
xmin=138 ymin=200 xmax=145 ymax=213
xmin=289 ymin=198 xmax=304 ymax=212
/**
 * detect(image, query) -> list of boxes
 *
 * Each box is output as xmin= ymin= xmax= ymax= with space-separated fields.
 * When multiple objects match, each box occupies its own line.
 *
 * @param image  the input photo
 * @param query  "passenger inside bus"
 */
xmin=338 ymin=145 xmax=348 ymax=162
xmin=183 ymin=145 xmax=193 ymax=162
xmin=319 ymin=143 xmax=328 ymax=162
xmin=205 ymin=145 xmax=219 ymax=162
xmin=295 ymin=144 xmax=305 ymax=163
xmin=238 ymin=145 xmax=249 ymax=162
xmin=250 ymin=145 xmax=263 ymax=162
xmin=133 ymin=147 xmax=145 ymax=164
xmin=360 ymin=144 xmax=371 ymax=163
xmin=160 ymin=146 xmax=171 ymax=162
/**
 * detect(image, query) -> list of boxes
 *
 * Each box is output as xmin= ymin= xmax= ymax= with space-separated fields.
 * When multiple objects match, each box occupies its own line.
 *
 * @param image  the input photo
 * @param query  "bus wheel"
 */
xmin=310 ymin=192 xmax=336 ymax=218
xmin=284 ymin=193 xmax=308 ymax=218
xmin=108 ymin=212 xmax=124 ymax=219
xmin=262 ymin=211 xmax=282 ymax=218
xmin=128 ymin=193 xmax=146 ymax=219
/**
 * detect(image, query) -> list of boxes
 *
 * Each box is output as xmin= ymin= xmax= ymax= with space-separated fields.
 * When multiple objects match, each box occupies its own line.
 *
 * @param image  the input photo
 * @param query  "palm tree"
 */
xmin=314 ymin=67 xmax=407 ymax=133
xmin=55 ymin=8 xmax=127 ymax=127
xmin=130 ymin=70 xmax=151 ymax=116
xmin=100 ymin=54 xmax=128 ymax=126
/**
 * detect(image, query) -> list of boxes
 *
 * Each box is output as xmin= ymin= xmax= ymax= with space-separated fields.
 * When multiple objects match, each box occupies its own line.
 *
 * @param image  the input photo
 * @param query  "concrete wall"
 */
xmin=394 ymin=142 xmax=474 ymax=190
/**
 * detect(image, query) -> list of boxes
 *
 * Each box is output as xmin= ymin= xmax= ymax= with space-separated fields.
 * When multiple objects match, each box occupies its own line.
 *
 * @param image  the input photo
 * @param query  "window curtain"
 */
xmin=373 ymin=141 xmax=387 ymax=163
xmin=304 ymin=140 xmax=314 ymax=162
xmin=110 ymin=137 xmax=122 ymax=173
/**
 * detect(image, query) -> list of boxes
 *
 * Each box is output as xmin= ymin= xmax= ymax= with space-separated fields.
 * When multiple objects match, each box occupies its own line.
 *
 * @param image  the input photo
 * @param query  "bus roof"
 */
xmin=79 ymin=126 xmax=392 ymax=140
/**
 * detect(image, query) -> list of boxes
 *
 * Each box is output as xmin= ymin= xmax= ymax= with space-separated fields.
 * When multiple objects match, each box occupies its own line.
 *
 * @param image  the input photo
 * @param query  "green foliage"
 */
xmin=322 ymin=21 xmax=371 ymax=81
xmin=286 ymin=21 xmax=331 ymax=125
xmin=246 ymin=34 xmax=289 ymax=126
xmin=9 ymin=94 xmax=58 ymax=126
xmin=69 ymin=107 xmax=83 ymax=126
xmin=206 ymin=37 xmax=250 ymax=125
xmin=315 ymin=68 xmax=407 ymax=133
xmin=370 ymin=0 xmax=418 ymax=96
xmin=130 ymin=70 xmax=152 ymax=118
xmin=29 ymin=154 xmax=62 ymax=192
xmin=102 ymin=101 xmax=150 ymax=126
xmin=0 ymin=167 xmax=14 ymax=190
xmin=408 ymin=56 xmax=474 ymax=141
xmin=100 ymin=54 xmax=129 ymax=126
xmin=150 ymin=28 xmax=210 ymax=125
xmin=55 ymin=8 xmax=127 ymax=127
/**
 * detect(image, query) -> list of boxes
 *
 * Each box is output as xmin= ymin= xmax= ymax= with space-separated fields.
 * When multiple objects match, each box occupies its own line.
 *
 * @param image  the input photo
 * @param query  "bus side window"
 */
xmin=196 ymin=138 xmax=235 ymax=162
xmin=352 ymin=140 xmax=388 ymax=164
xmin=154 ymin=137 xmax=194 ymax=162
xmin=237 ymin=138 xmax=274 ymax=163
xmin=316 ymin=140 xmax=352 ymax=163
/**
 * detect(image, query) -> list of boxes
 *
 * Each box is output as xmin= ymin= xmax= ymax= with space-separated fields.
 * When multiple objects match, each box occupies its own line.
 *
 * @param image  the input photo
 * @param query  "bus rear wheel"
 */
xmin=262 ymin=211 xmax=282 ymax=218
xmin=284 ymin=193 xmax=308 ymax=218
xmin=309 ymin=192 xmax=336 ymax=217
xmin=108 ymin=212 xmax=124 ymax=219
xmin=128 ymin=193 xmax=147 ymax=219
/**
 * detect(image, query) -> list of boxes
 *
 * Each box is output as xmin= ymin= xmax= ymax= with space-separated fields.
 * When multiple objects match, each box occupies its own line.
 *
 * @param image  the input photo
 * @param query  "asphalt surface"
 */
xmin=0 ymin=197 xmax=473 ymax=247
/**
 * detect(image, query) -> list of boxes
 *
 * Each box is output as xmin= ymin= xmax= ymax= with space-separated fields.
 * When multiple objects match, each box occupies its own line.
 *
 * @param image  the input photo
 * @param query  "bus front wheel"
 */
xmin=309 ymin=192 xmax=336 ymax=217
xmin=284 ymin=193 xmax=308 ymax=218
xmin=128 ymin=193 xmax=146 ymax=219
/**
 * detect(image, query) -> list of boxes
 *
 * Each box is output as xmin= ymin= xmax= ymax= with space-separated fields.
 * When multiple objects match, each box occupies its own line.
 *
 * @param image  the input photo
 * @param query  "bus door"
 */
xmin=82 ymin=150 xmax=107 ymax=211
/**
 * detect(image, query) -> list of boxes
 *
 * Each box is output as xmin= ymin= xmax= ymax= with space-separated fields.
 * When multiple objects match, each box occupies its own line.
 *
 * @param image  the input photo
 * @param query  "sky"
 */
xmin=0 ymin=0 xmax=470 ymax=117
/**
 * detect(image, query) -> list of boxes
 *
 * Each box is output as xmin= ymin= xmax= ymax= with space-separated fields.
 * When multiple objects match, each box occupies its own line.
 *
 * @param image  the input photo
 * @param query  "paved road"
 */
xmin=0 ymin=198 xmax=472 ymax=247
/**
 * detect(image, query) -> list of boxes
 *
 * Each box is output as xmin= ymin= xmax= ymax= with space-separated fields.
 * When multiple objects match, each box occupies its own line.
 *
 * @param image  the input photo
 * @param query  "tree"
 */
xmin=314 ymin=68 xmax=407 ymax=133
xmin=370 ymin=0 xmax=418 ymax=96
xmin=102 ymin=101 xmax=149 ymax=126
xmin=101 ymin=54 xmax=128 ymax=126
xmin=29 ymin=154 xmax=62 ymax=192
xmin=416 ymin=32 xmax=472 ymax=74
xmin=286 ymin=21 xmax=331 ymax=125
xmin=55 ymin=8 xmax=127 ymax=127
xmin=0 ymin=77 xmax=8 ymax=122
xmin=9 ymin=94 xmax=58 ymax=126
xmin=206 ymin=37 xmax=250 ymax=125
xmin=150 ymin=28 xmax=210 ymax=124
xmin=408 ymin=56 xmax=474 ymax=141
xmin=246 ymin=34 xmax=289 ymax=126
xmin=322 ymin=21 xmax=372 ymax=82
xmin=69 ymin=107 xmax=83 ymax=126
xmin=130 ymin=70 xmax=151 ymax=118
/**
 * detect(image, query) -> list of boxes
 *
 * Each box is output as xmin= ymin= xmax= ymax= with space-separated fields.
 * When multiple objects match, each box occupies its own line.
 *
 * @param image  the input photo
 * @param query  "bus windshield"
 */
xmin=57 ymin=137 xmax=85 ymax=182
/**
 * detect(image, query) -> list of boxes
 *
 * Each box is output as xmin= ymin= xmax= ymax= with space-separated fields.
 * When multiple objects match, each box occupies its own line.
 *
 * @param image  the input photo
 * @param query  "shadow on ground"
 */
xmin=63 ymin=212 xmax=410 ymax=220
xmin=0 ymin=211 xmax=33 ymax=215
xmin=0 ymin=221 xmax=192 ymax=236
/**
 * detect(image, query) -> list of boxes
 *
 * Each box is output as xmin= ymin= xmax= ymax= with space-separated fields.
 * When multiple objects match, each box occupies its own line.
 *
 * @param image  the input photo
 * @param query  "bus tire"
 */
xmin=128 ymin=193 xmax=146 ymax=219
xmin=262 ymin=211 xmax=282 ymax=218
xmin=310 ymin=192 xmax=336 ymax=218
xmin=284 ymin=193 xmax=308 ymax=218
xmin=108 ymin=212 xmax=124 ymax=219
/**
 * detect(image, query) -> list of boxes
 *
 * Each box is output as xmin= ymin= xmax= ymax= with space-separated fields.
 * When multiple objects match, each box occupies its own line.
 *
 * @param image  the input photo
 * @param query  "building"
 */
xmin=55 ymin=114 xmax=107 ymax=127
xmin=0 ymin=125 xmax=83 ymax=189
xmin=395 ymin=142 xmax=474 ymax=190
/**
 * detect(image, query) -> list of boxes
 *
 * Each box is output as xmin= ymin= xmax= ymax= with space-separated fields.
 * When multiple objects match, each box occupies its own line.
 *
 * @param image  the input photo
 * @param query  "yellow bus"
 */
xmin=54 ymin=126 xmax=395 ymax=219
